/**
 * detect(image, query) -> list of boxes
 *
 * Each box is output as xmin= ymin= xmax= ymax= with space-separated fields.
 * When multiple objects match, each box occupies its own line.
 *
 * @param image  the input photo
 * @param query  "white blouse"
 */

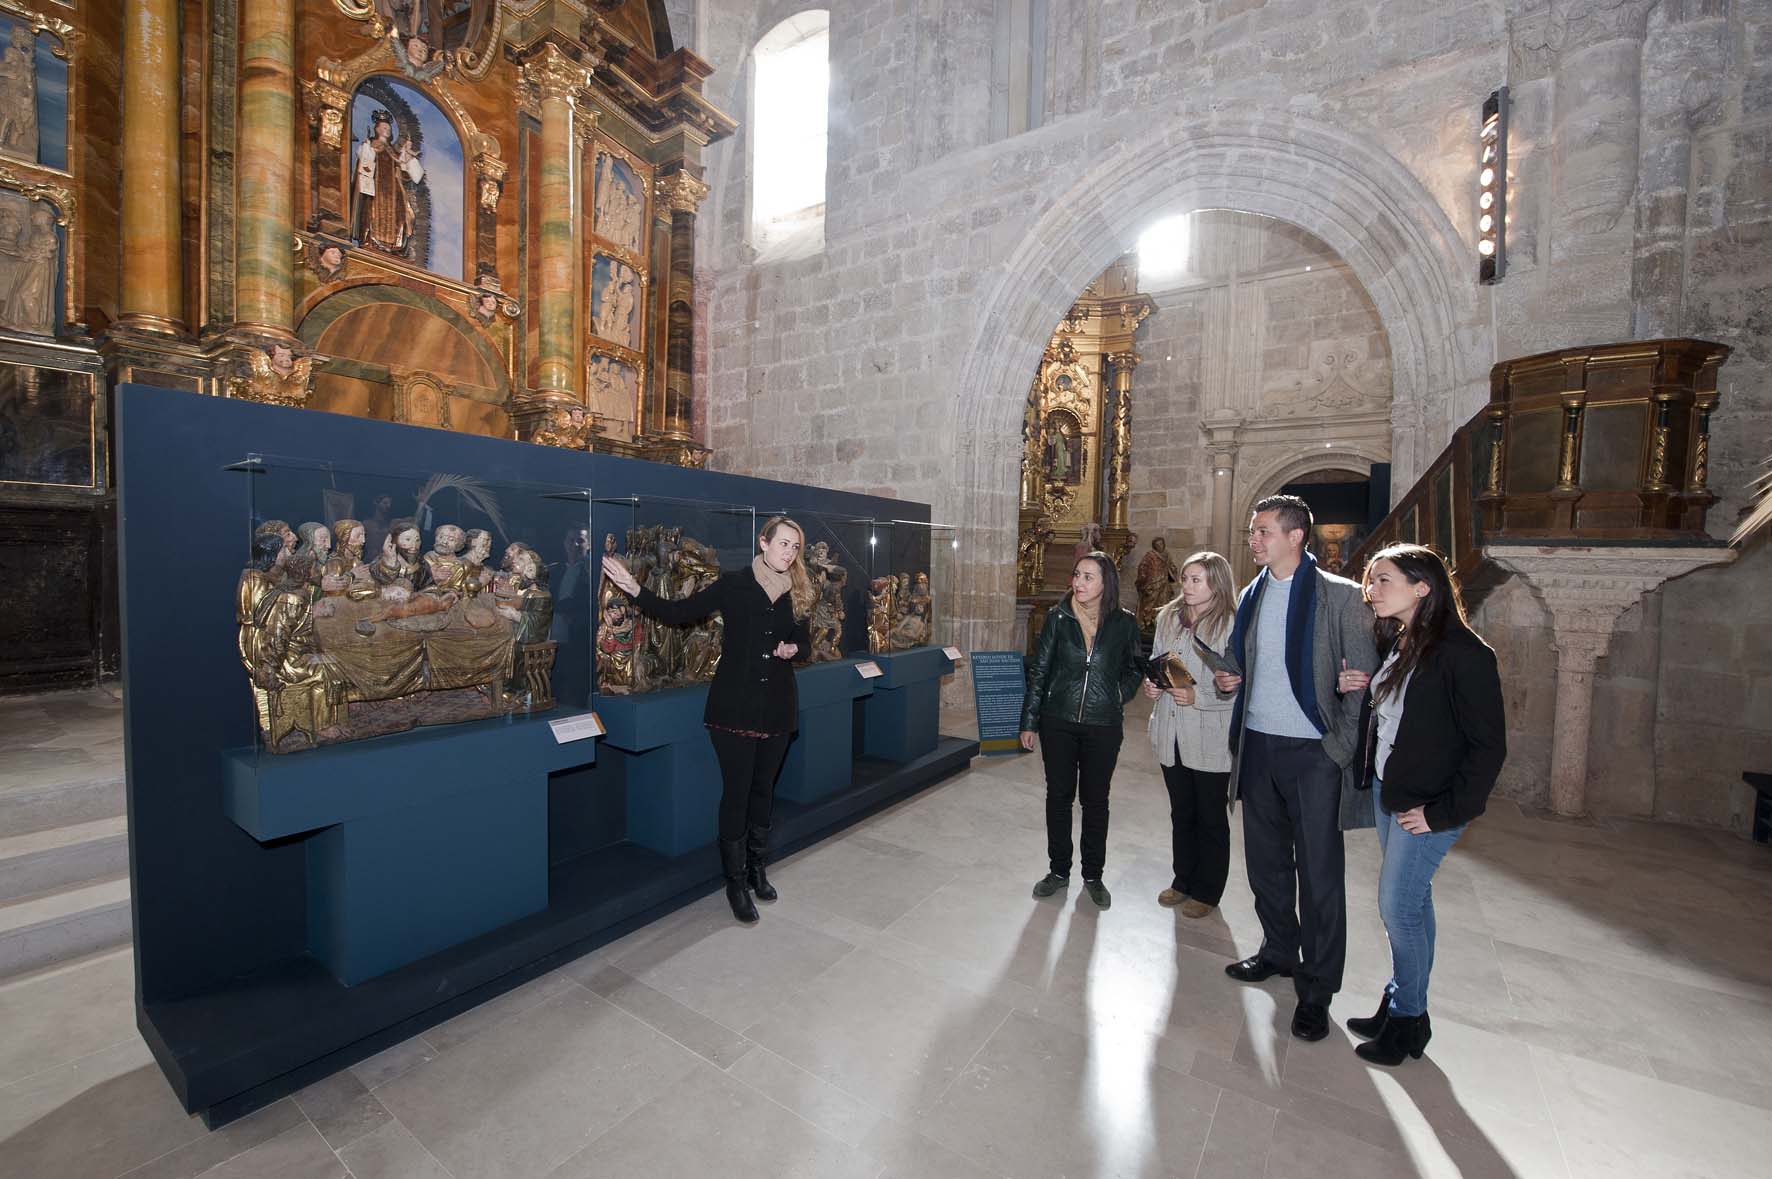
xmin=1372 ymin=647 xmax=1413 ymax=781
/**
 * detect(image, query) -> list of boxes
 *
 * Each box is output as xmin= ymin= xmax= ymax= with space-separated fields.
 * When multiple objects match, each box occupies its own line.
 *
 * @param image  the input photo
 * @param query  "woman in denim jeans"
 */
xmin=1337 ymin=544 xmax=1505 ymax=1067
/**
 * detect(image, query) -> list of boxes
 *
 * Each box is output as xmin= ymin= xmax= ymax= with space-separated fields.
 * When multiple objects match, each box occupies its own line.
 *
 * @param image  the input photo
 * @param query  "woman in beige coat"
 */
xmin=1143 ymin=552 xmax=1238 ymax=917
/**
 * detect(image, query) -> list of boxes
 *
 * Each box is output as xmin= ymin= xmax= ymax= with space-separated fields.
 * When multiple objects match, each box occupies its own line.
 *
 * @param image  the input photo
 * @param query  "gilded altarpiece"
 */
xmin=0 ymin=0 xmax=734 ymax=690
xmin=1016 ymin=260 xmax=1152 ymax=646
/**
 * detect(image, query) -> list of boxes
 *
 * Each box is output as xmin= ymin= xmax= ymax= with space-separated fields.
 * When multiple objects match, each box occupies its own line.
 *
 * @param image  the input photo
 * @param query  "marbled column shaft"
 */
xmin=236 ymin=0 xmax=296 ymax=334
xmin=121 ymin=0 xmax=184 ymax=331
xmin=664 ymin=207 xmax=695 ymax=437
xmin=532 ymin=49 xmax=584 ymax=397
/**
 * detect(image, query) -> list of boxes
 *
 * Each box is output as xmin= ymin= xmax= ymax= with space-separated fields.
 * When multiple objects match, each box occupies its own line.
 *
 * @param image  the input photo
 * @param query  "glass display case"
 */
xmin=866 ymin=519 xmax=957 ymax=653
xmin=239 ymin=453 xmax=592 ymax=755
xmin=766 ymin=508 xmax=872 ymax=661
xmin=590 ymin=495 xmax=756 ymax=694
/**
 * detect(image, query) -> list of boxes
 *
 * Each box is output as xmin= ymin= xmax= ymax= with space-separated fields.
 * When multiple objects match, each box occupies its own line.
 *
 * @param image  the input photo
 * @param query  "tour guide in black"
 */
xmin=1213 ymin=494 xmax=1378 ymax=1043
xmin=601 ymin=517 xmax=814 ymax=925
xmin=1019 ymin=550 xmax=1145 ymax=909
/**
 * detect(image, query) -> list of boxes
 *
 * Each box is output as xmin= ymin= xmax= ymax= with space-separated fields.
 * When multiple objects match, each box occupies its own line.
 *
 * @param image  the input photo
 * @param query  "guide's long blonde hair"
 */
xmin=759 ymin=515 xmax=816 ymax=620
xmin=1155 ymin=551 xmax=1236 ymax=645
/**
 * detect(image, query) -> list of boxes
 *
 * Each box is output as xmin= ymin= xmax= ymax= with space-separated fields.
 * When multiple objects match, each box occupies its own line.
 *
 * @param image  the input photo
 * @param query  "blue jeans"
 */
xmin=1373 ymin=785 xmax=1465 ymax=1017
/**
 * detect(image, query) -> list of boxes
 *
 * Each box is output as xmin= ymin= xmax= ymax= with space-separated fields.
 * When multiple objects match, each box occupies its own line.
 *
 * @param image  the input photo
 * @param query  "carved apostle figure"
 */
xmin=3 ymin=204 xmax=56 ymax=335
xmin=866 ymin=576 xmax=895 ymax=656
xmin=0 ymin=25 xmax=37 ymax=163
xmin=352 ymin=110 xmax=424 ymax=255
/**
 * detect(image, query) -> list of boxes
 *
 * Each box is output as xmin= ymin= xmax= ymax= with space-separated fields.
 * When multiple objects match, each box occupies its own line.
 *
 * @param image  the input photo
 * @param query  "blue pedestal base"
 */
xmin=224 ymin=716 xmax=593 ymax=986
xmin=778 ymin=659 xmax=877 ymax=803
xmin=861 ymin=646 xmax=955 ymax=763
xmin=594 ymin=686 xmax=721 ymax=856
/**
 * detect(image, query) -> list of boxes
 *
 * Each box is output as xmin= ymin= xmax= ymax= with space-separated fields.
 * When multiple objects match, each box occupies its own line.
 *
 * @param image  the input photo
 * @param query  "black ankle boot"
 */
xmin=1354 ymin=1011 xmax=1431 ymax=1066
xmin=1346 ymin=990 xmax=1392 ymax=1040
xmin=745 ymin=826 xmax=777 ymax=902
xmin=718 ymin=837 xmax=759 ymax=924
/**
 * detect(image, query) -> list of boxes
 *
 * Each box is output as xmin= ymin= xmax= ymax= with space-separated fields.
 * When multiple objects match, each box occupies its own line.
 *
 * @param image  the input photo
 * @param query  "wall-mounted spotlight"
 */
xmin=1478 ymin=87 xmax=1508 ymax=284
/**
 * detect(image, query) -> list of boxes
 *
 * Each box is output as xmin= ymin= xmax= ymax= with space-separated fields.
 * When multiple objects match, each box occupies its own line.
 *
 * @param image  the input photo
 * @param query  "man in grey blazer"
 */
xmin=1212 ymin=494 xmax=1378 ymax=1042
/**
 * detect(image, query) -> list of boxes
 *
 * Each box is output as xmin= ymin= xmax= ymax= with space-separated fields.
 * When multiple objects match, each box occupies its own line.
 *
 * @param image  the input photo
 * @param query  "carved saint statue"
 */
xmin=806 ymin=542 xmax=847 ymax=663
xmin=369 ymin=517 xmax=425 ymax=595
xmin=321 ymin=519 xmax=378 ymax=601
xmin=594 ymin=592 xmax=646 ymax=694
xmin=286 ymin=522 xmax=334 ymax=598
xmin=0 ymin=25 xmax=37 ymax=163
xmin=1134 ymin=536 xmax=1180 ymax=632
xmin=889 ymin=571 xmax=933 ymax=650
xmin=595 ymin=265 xmax=637 ymax=348
xmin=352 ymin=109 xmax=423 ymax=255
xmin=0 ymin=203 xmax=56 ymax=336
xmin=866 ymin=576 xmax=895 ymax=656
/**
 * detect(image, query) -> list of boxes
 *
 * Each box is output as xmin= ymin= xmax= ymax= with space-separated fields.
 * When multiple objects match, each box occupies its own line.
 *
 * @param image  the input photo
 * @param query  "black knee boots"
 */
xmin=745 ymin=826 xmax=777 ymax=902
xmin=717 ymin=837 xmax=758 ymax=924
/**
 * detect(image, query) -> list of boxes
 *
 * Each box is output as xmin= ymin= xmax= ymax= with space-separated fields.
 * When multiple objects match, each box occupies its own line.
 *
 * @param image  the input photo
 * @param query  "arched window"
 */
xmin=749 ymin=11 xmax=829 ymax=259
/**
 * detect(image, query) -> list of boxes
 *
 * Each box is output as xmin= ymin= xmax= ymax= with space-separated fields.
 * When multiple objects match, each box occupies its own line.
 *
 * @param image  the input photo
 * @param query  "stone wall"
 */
xmin=675 ymin=0 xmax=1772 ymax=828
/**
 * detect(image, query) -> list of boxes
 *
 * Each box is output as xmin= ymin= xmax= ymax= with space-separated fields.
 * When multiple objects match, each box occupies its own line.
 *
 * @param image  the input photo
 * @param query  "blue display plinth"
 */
xmin=593 ymin=686 xmax=721 ymax=856
xmin=860 ymin=646 xmax=955 ymax=762
xmin=223 ymin=716 xmax=593 ymax=985
xmin=777 ymin=658 xmax=877 ymax=803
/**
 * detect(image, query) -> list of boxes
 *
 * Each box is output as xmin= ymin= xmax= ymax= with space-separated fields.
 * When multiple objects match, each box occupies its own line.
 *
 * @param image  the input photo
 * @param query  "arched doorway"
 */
xmin=949 ymin=109 xmax=1487 ymax=654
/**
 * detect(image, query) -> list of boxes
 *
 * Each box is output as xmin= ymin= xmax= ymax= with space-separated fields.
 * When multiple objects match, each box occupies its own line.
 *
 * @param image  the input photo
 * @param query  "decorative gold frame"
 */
xmin=0 ymin=360 xmax=98 ymax=491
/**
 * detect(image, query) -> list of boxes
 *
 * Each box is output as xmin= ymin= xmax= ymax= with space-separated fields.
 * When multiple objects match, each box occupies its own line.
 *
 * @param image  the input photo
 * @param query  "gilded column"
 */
xmin=1105 ymin=351 xmax=1137 ymax=529
xmin=235 ymin=0 xmax=297 ymax=337
xmin=658 ymin=168 xmax=709 ymax=439
xmin=527 ymin=46 xmax=589 ymax=398
xmin=120 ymin=0 xmax=184 ymax=333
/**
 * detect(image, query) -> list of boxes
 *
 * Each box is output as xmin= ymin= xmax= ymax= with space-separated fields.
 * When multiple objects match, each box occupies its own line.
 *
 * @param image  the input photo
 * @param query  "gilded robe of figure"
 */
xmin=352 ymin=111 xmax=424 ymax=255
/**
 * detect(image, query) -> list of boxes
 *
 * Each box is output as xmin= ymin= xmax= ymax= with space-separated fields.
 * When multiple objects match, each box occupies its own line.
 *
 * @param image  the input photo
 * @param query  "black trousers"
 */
xmin=1238 ymin=729 xmax=1346 ymax=1006
xmin=1161 ymin=752 xmax=1231 ymax=906
xmin=1039 ymin=718 xmax=1123 ymax=880
xmin=708 ymin=729 xmax=791 ymax=843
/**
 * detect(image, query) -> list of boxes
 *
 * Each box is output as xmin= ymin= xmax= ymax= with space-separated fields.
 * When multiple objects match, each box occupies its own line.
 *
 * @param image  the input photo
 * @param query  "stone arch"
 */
xmin=1239 ymin=447 xmax=1392 ymax=528
xmin=949 ymin=109 xmax=1488 ymax=653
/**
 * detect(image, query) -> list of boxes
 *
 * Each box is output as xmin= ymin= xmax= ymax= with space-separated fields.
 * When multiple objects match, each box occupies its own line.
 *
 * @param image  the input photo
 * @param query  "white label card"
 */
xmin=550 ymin=712 xmax=605 ymax=743
xmin=942 ymin=646 xmax=963 ymax=662
xmin=855 ymin=661 xmax=884 ymax=679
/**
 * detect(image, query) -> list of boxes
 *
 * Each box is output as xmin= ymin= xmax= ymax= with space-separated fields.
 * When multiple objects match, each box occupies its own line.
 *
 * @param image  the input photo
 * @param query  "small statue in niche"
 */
xmin=594 ymin=265 xmax=638 ymax=348
xmin=0 ymin=25 xmax=37 ymax=163
xmin=0 ymin=203 xmax=56 ymax=336
xmin=1134 ymin=536 xmax=1180 ymax=633
xmin=866 ymin=576 xmax=895 ymax=656
xmin=351 ymin=109 xmax=423 ymax=256
xmin=890 ymin=571 xmax=933 ymax=650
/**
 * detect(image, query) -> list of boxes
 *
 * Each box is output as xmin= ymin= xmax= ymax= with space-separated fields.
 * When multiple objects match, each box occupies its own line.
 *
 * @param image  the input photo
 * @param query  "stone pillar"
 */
xmin=1105 ymin=351 xmax=1137 ymax=530
xmin=1487 ymin=544 xmax=1736 ymax=816
xmin=235 ymin=0 xmax=298 ymax=338
xmin=528 ymin=46 xmax=589 ymax=399
xmin=120 ymin=0 xmax=184 ymax=334
xmin=657 ymin=168 xmax=709 ymax=440
xmin=1202 ymin=412 xmax=1242 ymax=556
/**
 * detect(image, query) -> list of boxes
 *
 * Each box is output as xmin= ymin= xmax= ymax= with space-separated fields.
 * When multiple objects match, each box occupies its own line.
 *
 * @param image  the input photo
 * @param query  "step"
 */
xmin=0 ymin=771 xmax=126 ymax=838
xmin=0 ymin=817 xmax=129 ymax=903
xmin=0 ymin=875 xmax=132 ymax=981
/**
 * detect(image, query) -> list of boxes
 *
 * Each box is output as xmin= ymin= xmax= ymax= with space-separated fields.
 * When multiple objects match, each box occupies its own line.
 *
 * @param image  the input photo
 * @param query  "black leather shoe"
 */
xmin=718 ymin=838 xmax=759 ymax=924
xmin=1224 ymin=955 xmax=1293 ymax=982
xmin=1354 ymin=1012 xmax=1431 ymax=1065
xmin=1291 ymin=1002 xmax=1330 ymax=1042
xmin=1346 ymin=990 xmax=1392 ymax=1040
xmin=745 ymin=826 xmax=778 ymax=902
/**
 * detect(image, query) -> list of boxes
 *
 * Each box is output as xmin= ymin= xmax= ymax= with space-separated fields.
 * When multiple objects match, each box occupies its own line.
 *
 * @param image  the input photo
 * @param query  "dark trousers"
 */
xmin=1039 ymin=718 xmax=1123 ymax=880
xmin=1161 ymin=752 xmax=1231 ymax=906
xmin=708 ymin=729 xmax=791 ymax=843
xmin=1238 ymin=729 xmax=1347 ymax=1006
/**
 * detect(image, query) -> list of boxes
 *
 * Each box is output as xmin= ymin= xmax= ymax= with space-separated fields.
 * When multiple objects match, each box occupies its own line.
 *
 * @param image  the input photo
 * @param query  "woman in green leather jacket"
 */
xmin=1019 ymin=550 xmax=1146 ymax=909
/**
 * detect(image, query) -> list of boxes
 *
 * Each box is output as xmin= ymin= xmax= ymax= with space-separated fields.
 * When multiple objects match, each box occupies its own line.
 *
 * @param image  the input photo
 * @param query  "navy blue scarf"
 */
xmin=1228 ymin=550 xmax=1325 ymax=740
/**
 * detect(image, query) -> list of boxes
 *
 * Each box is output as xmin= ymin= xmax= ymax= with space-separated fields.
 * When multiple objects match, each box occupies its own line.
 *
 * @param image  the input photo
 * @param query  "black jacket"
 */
xmin=635 ymin=569 xmax=811 ymax=735
xmin=1356 ymin=627 xmax=1507 ymax=831
xmin=1021 ymin=597 xmax=1145 ymax=732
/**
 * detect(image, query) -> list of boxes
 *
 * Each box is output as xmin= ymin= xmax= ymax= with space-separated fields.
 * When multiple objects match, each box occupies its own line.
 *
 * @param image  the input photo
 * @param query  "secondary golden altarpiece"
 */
xmin=1015 ymin=259 xmax=1154 ymax=646
xmin=0 ymin=0 xmax=734 ymax=691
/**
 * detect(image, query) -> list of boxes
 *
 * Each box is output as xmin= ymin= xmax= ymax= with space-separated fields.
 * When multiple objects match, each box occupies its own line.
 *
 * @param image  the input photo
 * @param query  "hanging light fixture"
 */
xmin=1478 ymin=87 xmax=1508 ymax=283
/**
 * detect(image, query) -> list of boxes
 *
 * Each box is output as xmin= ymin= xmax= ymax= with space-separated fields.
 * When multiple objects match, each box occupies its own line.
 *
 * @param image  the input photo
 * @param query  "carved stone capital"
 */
xmin=523 ymin=44 xmax=590 ymax=104
xmin=655 ymin=170 xmax=710 ymax=215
